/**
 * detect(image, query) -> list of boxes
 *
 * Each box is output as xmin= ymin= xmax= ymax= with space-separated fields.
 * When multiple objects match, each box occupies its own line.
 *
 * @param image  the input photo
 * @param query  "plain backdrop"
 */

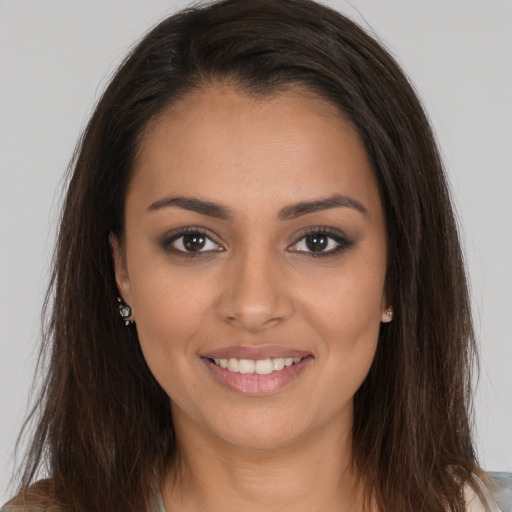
xmin=1 ymin=0 xmax=511 ymax=502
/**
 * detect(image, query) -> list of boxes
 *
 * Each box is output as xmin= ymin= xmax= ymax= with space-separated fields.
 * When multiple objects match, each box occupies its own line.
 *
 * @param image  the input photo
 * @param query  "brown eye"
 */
xmin=164 ymin=229 xmax=222 ymax=254
xmin=289 ymin=228 xmax=353 ymax=256
xmin=305 ymin=233 xmax=329 ymax=252
xmin=183 ymin=233 xmax=206 ymax=251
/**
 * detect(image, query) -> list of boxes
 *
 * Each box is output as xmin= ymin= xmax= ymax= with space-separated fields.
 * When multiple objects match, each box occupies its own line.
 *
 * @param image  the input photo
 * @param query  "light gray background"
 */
xmin=1 ymin=0 xmax=511 ymax=503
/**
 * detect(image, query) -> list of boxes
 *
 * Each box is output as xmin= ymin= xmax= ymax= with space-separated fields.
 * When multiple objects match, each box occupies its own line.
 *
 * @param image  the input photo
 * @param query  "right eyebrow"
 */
xmin=278 ymin=194 xmax=368 ymax=220
xmin=146 ymin=196 xmax=234 ymax=221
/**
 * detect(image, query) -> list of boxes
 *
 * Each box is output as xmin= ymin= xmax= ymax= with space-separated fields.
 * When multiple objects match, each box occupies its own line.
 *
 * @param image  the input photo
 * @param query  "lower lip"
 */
xmin=202 ymin=356 xmax=313 ymax=395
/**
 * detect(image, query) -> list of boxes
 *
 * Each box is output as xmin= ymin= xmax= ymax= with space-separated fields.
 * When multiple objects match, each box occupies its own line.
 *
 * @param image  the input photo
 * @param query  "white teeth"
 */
xmin=212 ymin=356 xmax=303 ymax=374
xmin=254 ymin=359 xmax=273 ymax=375
xmin=238 ymin=359 xmax=255 ymax=374
xmin=273 ymin=358 xmax=285 ymax=370
xmin=227 ymin=358 xmax=239 ymax=372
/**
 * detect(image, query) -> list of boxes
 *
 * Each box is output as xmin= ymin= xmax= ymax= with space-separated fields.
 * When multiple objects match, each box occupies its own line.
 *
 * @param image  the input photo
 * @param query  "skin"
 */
xmin=112 ymin=85 xmax=390 ymax=512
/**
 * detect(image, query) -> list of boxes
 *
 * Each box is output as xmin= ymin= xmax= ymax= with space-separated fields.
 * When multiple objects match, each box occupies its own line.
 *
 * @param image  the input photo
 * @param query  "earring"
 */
xmin=118 ymin=297 xmax=134 ymax=326
xmin=381 ymin=306 xmax=393 ymax=323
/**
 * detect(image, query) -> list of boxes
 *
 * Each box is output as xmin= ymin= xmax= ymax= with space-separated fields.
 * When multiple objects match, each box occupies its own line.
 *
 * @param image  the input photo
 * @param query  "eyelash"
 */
xmin=159 ymin=226 xmax=353 ymax=258
xmin=159 ymin=227 xmax=223 ymax=258
xmin=289 ymin=227 xmax=354 ymax=257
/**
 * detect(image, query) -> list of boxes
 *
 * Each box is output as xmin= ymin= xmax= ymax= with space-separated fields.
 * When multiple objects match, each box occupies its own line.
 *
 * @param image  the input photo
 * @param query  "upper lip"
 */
xmin=202 ymin=345 xmax=311 ymax=360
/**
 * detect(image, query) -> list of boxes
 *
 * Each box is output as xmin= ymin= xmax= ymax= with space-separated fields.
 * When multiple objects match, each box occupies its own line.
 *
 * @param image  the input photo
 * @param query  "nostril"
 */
xmin=215 ymin=267 xmax=295 ymax=331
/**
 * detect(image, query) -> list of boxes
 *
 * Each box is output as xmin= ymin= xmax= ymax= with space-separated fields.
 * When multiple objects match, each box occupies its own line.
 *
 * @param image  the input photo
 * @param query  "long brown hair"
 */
xmin=8 ymin=1 xmax=480 ymax=510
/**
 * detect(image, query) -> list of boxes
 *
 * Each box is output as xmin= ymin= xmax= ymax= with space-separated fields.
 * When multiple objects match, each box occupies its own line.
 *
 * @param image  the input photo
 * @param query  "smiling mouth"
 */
xmin=207 ymin=357 xmax=303 ymax=375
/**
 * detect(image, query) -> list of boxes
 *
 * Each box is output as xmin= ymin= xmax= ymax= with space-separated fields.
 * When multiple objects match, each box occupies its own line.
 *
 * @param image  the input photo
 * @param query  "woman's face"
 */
xmin=113 ymin=86 xmax=390 ymax=451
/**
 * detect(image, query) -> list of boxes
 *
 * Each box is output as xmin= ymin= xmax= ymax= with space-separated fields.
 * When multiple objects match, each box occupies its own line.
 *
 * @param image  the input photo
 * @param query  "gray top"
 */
xmin=487 ymin=472 xmax=512 ymax=512
xmin=149 ymin=491 xmax=166 ymax=512
xmin=3 ymin=472 xmax=511 ymax=511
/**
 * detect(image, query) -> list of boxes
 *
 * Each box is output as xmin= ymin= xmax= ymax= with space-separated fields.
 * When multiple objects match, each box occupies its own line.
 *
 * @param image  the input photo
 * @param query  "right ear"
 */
xmin=109 ymin=232 xmax=133 ymax=306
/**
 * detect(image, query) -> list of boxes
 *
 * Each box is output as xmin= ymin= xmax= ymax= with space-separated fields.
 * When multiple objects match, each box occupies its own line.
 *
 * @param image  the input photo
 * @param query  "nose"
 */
xmin=216 ymin=246 xmax=294 ymax=332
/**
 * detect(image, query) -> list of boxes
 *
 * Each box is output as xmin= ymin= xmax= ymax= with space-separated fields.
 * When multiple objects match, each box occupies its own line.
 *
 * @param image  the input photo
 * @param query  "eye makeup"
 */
xmin=158 ymin=226 xmax=224 ymax=258
xmin=158 ymin=224 xmax=354 ymax=260
xmin=288 ymin=226 xmax=354 ymax=257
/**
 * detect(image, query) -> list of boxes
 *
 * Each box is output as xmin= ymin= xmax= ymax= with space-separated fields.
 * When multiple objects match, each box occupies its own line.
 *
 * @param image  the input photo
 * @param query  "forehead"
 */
xmin=129 ymin=85 xmax=380 ymax=219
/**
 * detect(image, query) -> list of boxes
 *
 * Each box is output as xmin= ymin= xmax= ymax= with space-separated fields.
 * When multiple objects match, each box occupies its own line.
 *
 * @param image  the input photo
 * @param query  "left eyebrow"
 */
xmin=146 ymin=196 xmax=234 ymax=220
xmin=278 ymin=194 xmax=368 ymax=220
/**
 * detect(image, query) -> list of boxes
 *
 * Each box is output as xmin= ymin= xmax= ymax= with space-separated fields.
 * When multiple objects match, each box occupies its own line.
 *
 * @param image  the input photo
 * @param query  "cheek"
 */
xmin=128 ymin=258 xmax=216 ymax=378
xmin=300 ymin=260 xmax=385 ymax=342
xmin=296 ymin=258 xmax=384 ymax=386
xmin=309 ymin=293 xmax=381 ymax=411
xmin=133 ymin=288 xmax=208 ymax=405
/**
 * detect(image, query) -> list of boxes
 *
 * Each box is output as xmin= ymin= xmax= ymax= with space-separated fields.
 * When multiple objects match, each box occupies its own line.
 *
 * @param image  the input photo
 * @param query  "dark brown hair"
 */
xmin=7 ymin=0 xmax=480 ymax=510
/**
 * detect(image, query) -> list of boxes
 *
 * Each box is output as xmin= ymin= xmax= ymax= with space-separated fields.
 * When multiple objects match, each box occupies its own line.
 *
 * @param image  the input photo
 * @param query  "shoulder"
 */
xmin=1 ymin=480 xmax=66 ymax=512
xmin=486 ymin=472 xmax=512 ymax=512
xmin=465 ymin=472 xmax=512 ymax=512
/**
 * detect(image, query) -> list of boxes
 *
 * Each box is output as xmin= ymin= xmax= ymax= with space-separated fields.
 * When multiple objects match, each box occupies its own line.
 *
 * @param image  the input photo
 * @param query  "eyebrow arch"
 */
xmin=146 ymin=193 xmax=367 ymax=221
xmin=278 ymin=194 xmax=367 ymax=220
xmin=147 ymin=196 xmax=234 ymax=220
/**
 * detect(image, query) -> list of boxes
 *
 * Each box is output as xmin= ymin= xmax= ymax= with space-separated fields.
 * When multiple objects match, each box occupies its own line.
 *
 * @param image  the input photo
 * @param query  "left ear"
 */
xmin=380 ymin=292 xmax=393 ymax=323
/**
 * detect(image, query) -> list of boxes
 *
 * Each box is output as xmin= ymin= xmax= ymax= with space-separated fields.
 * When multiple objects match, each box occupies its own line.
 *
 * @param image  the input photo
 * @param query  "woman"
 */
xmin=3 ymin=0 xmax=511 ymax=510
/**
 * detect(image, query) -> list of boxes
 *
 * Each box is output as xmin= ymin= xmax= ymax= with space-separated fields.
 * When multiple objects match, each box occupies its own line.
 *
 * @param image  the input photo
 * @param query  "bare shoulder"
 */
xmin=1 ymin=480 xmax=67 ymax=512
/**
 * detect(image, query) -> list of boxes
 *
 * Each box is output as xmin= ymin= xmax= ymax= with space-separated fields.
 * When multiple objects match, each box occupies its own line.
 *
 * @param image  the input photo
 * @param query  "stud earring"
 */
xmin=118 ymin=297 xmax=134 ymax=326
xmin=381 ymin=306 xmax=393 ymax=323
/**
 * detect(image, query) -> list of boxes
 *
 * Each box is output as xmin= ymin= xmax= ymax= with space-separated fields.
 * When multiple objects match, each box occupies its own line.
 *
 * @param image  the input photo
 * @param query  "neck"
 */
xmin=162 ymin=410 xmax=367 ymax=512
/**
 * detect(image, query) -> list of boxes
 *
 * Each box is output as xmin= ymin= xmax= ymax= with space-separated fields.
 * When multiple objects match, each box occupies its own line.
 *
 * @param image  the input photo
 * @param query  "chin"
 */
xmin=206 ymin=409 xmax=317 ymax=453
